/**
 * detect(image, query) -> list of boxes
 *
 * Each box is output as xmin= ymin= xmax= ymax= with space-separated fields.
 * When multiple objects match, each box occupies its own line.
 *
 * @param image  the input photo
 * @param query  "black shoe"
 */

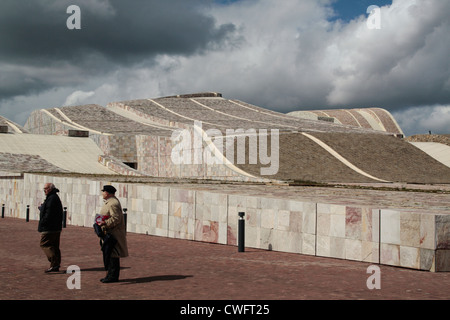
xmin=100 ymin=277 xmax=118 ymax=283
xmin=45 ymin=266 xmax=60 ymax=273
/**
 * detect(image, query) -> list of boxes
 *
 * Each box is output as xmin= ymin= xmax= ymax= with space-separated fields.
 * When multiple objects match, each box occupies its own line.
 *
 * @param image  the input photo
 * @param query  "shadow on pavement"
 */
xmin=119 ymin=275 xmax=193 ymax=285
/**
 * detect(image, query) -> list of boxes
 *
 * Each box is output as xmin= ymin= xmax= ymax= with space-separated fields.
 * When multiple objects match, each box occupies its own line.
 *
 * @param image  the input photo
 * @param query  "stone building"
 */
xmin=21 ymin=92 xmax=450 ymax=184
xmin=1 ymin=93 xmax=449 ymax=272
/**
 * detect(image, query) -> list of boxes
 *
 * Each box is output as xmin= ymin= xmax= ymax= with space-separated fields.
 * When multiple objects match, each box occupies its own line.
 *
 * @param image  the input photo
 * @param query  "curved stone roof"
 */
xmin=0 ymin=116 xmax=29 ymax=134
xmin=288 ymin=108 xmax=404 ymax=136
xmin=110 ymin=96 xmax=388 ymax=134
xmin=25 ymin=104 xmax=173 ymax=136
xmin=11 ymin=92 xmax=450 ymax=184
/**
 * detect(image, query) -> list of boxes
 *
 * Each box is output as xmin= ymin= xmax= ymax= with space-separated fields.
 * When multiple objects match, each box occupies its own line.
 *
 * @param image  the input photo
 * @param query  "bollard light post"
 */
xmin=238 ymin=212 xmax=245 ymax=252
xmin=123 ymin=208 xmax=127 ymax=232
xmin=63 ymin=207 xmax=67 ymax=228
xmin=1 ymin=204 xmax=4 ymax=219
xmin=26 ymin=205 xmax=30 ymax=222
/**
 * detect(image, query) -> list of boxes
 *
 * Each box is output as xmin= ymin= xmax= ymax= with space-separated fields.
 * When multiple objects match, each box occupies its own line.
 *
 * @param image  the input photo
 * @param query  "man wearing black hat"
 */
xmin=96 ymin=185 xmax=128 ymax=283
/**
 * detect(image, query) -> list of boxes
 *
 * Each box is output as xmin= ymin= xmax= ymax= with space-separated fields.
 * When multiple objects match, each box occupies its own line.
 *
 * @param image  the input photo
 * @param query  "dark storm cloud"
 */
xmin=0 ymin=0 xmax=236 ymax=99
xmin=0 ymin=0 xmax=235 ymax=62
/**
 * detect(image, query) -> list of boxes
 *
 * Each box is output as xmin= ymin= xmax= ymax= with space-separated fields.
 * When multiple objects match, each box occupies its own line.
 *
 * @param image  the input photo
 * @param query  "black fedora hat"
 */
xmin=101 ymin=185 xmax=117 ymax=194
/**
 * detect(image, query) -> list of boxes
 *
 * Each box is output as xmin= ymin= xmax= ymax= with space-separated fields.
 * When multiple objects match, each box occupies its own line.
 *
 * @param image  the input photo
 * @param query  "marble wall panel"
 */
xmin=420 ymin=214 xmax=435 ymax=250
xmin=302 ymin=233 xmax=316 ymax=256
xmin=381 ymin=209 xmax=400 ymax=245
xmin=420 ymin=248 xmax=435 ymax=271
xmin=272 ymin=230 xmax=302 ymax=254
xmin=316 ymin=235 xmax=330 ymax=257
xmin=301 ymin=202 xmax=317 ymax=235
xmin=168 ymin=189 xmax=195 ymax=240
xmin=379 ymin=210 xmax=442 ymax=270
xmin=195 ymin=191 xmax=228 ymax=244
xmin=400 ymin=246 xmax=420 ymax=269
xmin=436 ymin=215 xmax=450 ymax=250
xmin=134 ymin=133 xmax=267 ymax=181
xmin=345 ymin=207 xmax=362 ymax=239
xmin=316 ymin=205 xmax=380 ymax=262
xmin=400 ymin=212 xmax=421 ymax=248
xmin=436 ymin=250 xmax=450 ymax=272
xmin=380 ymin=243 xmax=400 ymax=266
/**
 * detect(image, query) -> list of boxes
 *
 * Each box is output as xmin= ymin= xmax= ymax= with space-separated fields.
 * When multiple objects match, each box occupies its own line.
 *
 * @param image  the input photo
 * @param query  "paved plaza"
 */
xmin=1 ymin=217 xmax=449 ymax=301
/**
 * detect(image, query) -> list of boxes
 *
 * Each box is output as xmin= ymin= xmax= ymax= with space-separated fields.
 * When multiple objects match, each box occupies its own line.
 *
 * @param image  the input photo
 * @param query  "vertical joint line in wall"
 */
xmin=157 ymin=137 xmax=161 ymax=178
xmin=226 ymin=194 xmax=229 ymax=245
xmin=167 ymin=188 xmax=170 ymax=237
xmin=194 ymin=190 xmax=197 ymax=241
xmin=378 ymin=209 xmax=381 ymax=265
xmin=315 ymin=202 xmax=318 ymax=256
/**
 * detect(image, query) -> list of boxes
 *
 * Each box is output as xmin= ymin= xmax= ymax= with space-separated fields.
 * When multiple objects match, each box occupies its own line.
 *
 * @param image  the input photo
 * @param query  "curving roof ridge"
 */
xmin=110 ymin=94 xmax=390 ymax=135
xmin=0 ymin=116 xmax=29 ymax=134
xmin=288 ymin=107 xmax=404 ymax=136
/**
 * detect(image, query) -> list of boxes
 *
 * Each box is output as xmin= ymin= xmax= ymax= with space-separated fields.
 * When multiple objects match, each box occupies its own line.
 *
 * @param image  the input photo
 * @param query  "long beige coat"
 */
xmin=100 ymin=196 xmax=128 ymax=258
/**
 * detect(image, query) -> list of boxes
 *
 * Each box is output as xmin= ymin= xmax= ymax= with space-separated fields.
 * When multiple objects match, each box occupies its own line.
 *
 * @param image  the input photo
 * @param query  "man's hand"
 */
xmin=97 ymin=220 xmax=106 ymax=226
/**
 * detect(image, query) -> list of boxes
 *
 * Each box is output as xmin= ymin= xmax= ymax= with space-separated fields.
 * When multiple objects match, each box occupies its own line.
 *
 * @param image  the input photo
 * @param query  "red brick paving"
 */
xmin=0 ymin=217 xmax=449 ymax=301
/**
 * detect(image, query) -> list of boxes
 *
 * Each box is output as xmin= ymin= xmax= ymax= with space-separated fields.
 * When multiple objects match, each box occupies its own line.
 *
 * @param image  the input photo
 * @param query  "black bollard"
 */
xmin=26 ymin=205 xmax=30 ymax=222
xmin=63 ymin=207 xmax=67 ymax=228
xmin=238 ymin=212 xmax=245 ymax=252
xmin=123 ymin=208 xmax=127 ymax=232
xmin=1 ymin=204 xmax=4 ymax=218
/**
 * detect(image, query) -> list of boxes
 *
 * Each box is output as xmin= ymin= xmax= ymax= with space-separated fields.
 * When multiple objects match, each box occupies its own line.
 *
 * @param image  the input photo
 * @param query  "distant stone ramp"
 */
xmin=0 ymin=134 xmax=116 ymax=175
xmin=409 ymin=142 xmax=450 ymax=168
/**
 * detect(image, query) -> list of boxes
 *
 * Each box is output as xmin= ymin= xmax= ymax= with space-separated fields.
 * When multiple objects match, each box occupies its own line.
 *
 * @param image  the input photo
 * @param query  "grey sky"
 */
xmin=0 ymin=0 xmax=235 ymax=98
xmin=0 ymin=0 xmax=449 ymax=136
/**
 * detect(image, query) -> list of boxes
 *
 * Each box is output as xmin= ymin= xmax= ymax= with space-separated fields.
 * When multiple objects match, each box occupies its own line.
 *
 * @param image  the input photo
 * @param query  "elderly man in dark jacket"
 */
xmin=38 ymin=183 xmax=63 ymax=273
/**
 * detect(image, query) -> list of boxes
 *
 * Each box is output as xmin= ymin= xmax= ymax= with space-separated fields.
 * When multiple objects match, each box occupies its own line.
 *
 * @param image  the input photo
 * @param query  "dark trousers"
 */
xmin=104 ymin=255 xmax=120 ymax=280
xmin=101 ymin=234 xmax=120 ymax=280
xmin=40 ymin=232 xmax=61 ymax=268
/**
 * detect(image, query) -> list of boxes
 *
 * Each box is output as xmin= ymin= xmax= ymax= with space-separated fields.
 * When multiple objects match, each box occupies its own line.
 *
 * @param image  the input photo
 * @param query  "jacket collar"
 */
xmin=103 ymin=195 xmax=116 ymax=203
xmin=46 ymin=188 xmax=59 ymax=198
